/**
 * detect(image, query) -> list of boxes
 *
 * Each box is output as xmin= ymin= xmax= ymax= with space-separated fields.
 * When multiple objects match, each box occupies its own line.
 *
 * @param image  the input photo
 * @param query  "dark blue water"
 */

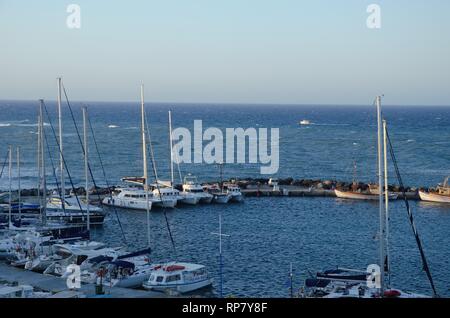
xmin=1 ymin=100 xmax=449 ymax=297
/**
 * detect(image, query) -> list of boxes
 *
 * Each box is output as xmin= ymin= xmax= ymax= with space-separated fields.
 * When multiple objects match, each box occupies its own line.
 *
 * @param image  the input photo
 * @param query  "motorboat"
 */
xmin=182 ymin=175 xmax=213 ymax=204
xmin=142 ymin=262 xmax=213 ymax=294
xmin=299 ymin=120 xmax=311 ymax=125
xmin=223 ymin=183 xmax=244 ymax=202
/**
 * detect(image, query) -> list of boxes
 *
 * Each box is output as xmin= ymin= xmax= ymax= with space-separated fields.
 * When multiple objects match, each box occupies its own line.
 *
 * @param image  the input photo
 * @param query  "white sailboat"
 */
xmin=419 ymin=177 xmax=450 ymax=203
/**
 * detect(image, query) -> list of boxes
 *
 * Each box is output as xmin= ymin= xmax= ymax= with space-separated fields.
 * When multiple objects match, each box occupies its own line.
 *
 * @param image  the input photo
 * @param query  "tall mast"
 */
xmin=39 ymin=100 xmax=47 ymax=225
xmin=37 ymin=106 xmax=41 ymax=210
xmin=17 ymin=147 xmax=21 ymax=222
xmin=376 ymin=95 xmax=385 ymax=294
xmin=83 ymin=106 xmax=90 ymax=231
xmin=57 ymin=77 xmax=65 ymax=206
xmin=8 ymin=146 xmax=12 ymax=229
xmin=169 ymin=110 xmax=174 ymax=186
xmin=383 ymin=119 xmax=391 ymax=287
xmin=141 ymin=84 xmax=151 ymax=247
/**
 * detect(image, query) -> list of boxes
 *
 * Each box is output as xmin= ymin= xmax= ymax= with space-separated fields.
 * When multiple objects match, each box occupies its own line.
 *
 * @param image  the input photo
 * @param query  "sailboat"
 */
xmin=302 ymin=97 xmax=435 ymax=298
xmin=418 ymin=177 xmax=450 ymax=203
xmin=45 ymin=78 xmax=104 ymax=222
xmin=167 ymin=111 xmax=199 ymax=205
xmin=209 ymin=163 xmax=232 ymax=204
xmin=103 ymin=85 xmax=177 ymax=210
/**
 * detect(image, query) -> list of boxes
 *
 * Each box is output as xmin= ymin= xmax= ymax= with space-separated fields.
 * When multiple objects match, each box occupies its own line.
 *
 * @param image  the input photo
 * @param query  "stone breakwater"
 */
xmin=1 ymin=178 xmax=433 ymax=201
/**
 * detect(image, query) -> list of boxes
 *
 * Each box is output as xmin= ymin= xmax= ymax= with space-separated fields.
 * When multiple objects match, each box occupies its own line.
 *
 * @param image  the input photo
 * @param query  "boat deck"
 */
xmin=0 ymin=262 xmax=166 ymax=298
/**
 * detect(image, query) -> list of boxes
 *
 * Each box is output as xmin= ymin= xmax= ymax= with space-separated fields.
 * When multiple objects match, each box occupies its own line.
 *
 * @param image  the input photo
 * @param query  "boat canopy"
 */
xmin=89 ymin=255 xmax=114 ymax=264
xmin=305 ymin=278 xmax=330 ymax=288
xmin=117 ymin=247 xmax=151 ymax=259
xmin=109 ymin=260 xmax=135 ymax=270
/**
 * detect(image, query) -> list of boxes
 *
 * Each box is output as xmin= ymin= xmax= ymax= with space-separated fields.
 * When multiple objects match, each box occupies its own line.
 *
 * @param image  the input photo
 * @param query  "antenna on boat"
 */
xmin=141 ymin=84 xmax=151 ymax=248
xmin=8 ymin=145 xmax=12 ymax=229
xmin=82 ymin=106 xmax=90 ymax=232
xmin=376 ymin=95 xmax=385 ymax=295
xmin=17 ymin=146 xmax=21 ymax=224
xmin=211 ymin=211 xmax=230 ymax=298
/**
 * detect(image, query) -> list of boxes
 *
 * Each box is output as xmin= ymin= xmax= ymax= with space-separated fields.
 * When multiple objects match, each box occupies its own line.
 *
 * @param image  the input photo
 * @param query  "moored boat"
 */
xmin=142 ymin=262 xmax=213 ymax=294
xmin=419 ymin=177 xmax=450 ymax=203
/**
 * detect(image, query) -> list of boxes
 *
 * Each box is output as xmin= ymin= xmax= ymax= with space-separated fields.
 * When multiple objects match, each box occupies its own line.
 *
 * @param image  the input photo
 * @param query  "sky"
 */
xmin=1 ymin=0 xmax=450 ymax=105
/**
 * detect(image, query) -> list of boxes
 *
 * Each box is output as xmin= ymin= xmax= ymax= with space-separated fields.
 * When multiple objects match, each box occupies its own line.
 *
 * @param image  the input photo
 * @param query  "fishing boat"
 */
xmin=419 ymin=177 xmax=450 ymax=203
xmin=334 ymin=188 xmax=398 ymax=200
xmin=302 ymin=97 xmax=435 ymax=299
xmin=142 ymin=262 xmax=213 ymax=294
xmin=182 ymin=174 xmax=213 ymax=204
xmin=223 ymin=183 xmax=244 ymax=203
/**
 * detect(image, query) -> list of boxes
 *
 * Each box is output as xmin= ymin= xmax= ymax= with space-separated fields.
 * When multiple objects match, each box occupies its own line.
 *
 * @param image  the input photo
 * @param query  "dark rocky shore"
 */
xmin=1 ymin=178 xmax=433 ymax=202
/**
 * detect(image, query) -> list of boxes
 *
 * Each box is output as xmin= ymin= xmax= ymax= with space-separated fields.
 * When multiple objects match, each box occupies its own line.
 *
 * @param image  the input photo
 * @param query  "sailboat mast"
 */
xmin=39 ymin=100 xmax=47 ymax=225
xmin=83 ymin=106 xmax=90 ymax=231
xmin=17 ymin=147 xmax=21 ymax=222
xmin=169 ymin=110 xmax=174 ymax=186
xmin=141 ymin=84 xmax=151 ymax=247
xmin=57 ymin=77 xmax=65 ymax=205
xmin=37 ymin=106 xmax=41 ymax=209
xmin=376 ymin=95 xmax=385 ymax=294
xmin=8 ymin=146 xmax=12 ymax=229
xmin=383 ymin=119 xmax=391 ymax=287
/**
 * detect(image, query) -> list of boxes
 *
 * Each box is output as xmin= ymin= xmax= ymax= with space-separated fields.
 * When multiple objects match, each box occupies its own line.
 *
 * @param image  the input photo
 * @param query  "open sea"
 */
xmin=0 ymin=100 xmax=449 ymax=297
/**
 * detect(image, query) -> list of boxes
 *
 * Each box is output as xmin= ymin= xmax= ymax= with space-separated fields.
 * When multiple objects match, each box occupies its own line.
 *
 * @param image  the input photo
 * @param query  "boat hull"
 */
xmin=335 ymin=190 xmax=398 ymax=201
xmin=419 ymin=191 xmax=450 ymax=203
xmin=143 ymin=278 xmax=213 ymax=294
xmin=213 ymin=194 xmax=231 ymax=204
xmin=102 ymin=197 xmax=153 ymax=211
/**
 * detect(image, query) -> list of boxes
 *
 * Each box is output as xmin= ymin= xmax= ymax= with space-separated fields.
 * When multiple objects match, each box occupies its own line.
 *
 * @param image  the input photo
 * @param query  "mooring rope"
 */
xmin=385 ymin=127 xmax=438 ymax=297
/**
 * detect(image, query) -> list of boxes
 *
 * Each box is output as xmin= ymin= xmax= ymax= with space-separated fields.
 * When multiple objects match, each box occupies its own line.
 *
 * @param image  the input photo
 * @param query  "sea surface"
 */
xmin=0 ymin=100 xmax=449 ymax=297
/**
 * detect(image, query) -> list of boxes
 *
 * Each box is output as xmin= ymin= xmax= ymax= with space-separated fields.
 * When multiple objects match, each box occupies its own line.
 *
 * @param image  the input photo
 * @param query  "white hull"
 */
xmin=213 ymin=194 xmax=231 ymax=204
xmin=419 ymin=191 xmax=450 ymax=203
xmin=143 ymin=278 xmax=213 ymax=294
xmin=335 ymin=189 xmax=398 ymax=201
xmin=178 ymin=195 xmax=200 ymax=205
xmin=199 ymin=196 xmax=213 ymax=204
xmin=152 ymin=198 xmax=177 ymax=208
xmin=102 ymin=197 xmax=152 ymax=211
xmin=230 ymin=193 xmax=244 ymax=203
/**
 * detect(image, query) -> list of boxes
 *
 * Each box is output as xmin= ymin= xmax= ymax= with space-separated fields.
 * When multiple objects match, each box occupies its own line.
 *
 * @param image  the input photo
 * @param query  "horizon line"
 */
xmin=1 ymin=98 xmax=450 ymax=108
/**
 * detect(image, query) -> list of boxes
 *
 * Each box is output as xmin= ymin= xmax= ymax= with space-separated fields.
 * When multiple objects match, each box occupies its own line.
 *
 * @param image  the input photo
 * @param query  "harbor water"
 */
xmin=1 ymin=101 xmax=449 ymax=297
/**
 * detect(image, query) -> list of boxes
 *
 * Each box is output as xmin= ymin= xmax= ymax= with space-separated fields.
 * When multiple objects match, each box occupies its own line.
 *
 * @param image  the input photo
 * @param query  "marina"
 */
xmin=1 ymin=96 xmax=449 ymax=299
xmin=1 ymin=1 xmax=450 ymax=305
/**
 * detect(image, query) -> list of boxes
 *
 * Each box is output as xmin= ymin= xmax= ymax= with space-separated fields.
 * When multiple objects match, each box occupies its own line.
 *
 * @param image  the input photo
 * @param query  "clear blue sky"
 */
xmin=1 ymin=0 xmax=449 ymax=105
